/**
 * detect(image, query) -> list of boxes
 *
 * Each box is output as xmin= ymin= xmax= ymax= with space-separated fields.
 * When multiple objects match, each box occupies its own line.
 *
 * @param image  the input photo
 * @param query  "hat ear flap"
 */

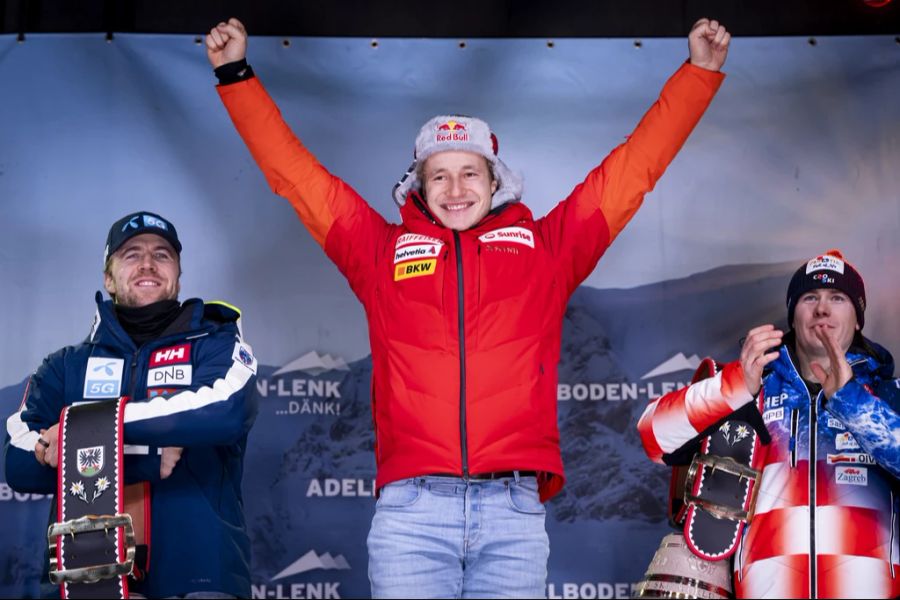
xmin=392 ymin=160 xmax=418 ymax=206
xmin=490 ymin=158 xmax=524 ymax=208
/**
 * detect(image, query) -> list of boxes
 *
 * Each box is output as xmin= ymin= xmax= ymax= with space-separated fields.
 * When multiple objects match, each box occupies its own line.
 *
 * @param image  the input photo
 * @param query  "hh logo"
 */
xmin=394 ymin=259 xmax=437 ymax=281
xmin=150 ymin=344 xmax=191 ymax=367
xmin=147 ymin=365 xmax=193 ymax=387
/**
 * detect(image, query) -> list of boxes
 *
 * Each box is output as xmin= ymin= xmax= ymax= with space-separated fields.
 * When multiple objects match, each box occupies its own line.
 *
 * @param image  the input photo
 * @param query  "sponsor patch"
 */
xmin=827 ymin=452 xmax=876 ymax=465
xmin=394 ymin=244 xmax=441 ymax=264
xmin=396 ymin=233 xmax=443 ymax=248
xmin=232 ymin=343 xmax=258 ymax=375
xmin=763 ymin=407 xmax=784 ymax=424
xmin=83 ymin=357 xmax=124 ymax=399
xmin=147 ymin=365 xmax=193 ymax=387
xmin=435 ymin=120 xmax=469 ymax=143
xmin=150 ymin=343 xmax=191 ymax=367
xmin=827 ymin=417 xmax=846 ymax=430
xmin=835 ymin=432 xmax=860 ymax=450
xmin=142 ymin=214 xmax=169 ymax=230
xmin=806 ymin=255 xmax=845 ymax=275
xmin=478 ymin=226 xmax=535 ymax=249
xmin=76 ymin=446 xmax=104 ymax=477
xmin=835 ymin=466 xmax=868 ymax=486
xmin=394 ymin=259 xmax=437 ymax=281
xmin=147 ymin=388 xmax=178 ymax=398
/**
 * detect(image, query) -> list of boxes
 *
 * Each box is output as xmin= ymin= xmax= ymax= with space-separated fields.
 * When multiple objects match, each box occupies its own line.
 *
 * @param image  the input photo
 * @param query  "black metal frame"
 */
xmin=3 ymin=0 xmax=899 ymax=39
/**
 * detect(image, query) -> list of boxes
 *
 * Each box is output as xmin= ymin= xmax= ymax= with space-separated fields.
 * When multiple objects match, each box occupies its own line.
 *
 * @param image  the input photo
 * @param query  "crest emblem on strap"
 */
xmin=77 ymin=446 xmax=104 ymax=477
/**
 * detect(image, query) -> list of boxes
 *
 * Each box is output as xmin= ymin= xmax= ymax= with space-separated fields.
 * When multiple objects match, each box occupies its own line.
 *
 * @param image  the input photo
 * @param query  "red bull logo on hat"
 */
xmin=437 ymin=121 xmax=467 ymax=131
xmin=435 ymin=120 xmax=469 ymax=143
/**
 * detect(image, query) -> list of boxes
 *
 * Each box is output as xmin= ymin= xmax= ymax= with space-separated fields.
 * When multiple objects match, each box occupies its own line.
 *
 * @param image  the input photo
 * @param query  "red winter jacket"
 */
xmin=219 ymin=63 xmax=723 ymax=501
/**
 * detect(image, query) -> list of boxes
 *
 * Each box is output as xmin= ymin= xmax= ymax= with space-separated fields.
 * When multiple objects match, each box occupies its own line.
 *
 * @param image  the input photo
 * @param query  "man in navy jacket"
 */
xmin=4 ymin=211 xmax=259 ymax=598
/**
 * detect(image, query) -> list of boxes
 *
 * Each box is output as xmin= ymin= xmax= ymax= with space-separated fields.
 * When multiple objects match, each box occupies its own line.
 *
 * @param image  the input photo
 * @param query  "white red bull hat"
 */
xmin=392 ymin=115 xmax=523 ymax=208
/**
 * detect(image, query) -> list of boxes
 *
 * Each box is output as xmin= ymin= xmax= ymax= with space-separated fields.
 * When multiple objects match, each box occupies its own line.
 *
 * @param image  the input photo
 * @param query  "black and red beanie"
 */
xmin=786 ymin=249 xmax=866 ymax=329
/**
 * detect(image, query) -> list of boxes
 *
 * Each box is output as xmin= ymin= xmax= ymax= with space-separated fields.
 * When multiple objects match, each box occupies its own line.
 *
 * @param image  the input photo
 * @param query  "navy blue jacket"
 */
xmin=3 ymin=292 xmax=259 ymax=598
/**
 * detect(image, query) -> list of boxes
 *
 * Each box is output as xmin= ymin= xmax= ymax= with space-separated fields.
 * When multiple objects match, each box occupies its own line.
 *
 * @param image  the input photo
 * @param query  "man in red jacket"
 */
xmin=206 ymin=17 xmax=730 ymax=598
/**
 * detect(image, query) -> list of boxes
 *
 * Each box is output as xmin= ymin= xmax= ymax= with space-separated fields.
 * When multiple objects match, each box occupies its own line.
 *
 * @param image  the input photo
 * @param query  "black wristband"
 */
xmin=215 ymin=59 xmax=255 ymax=85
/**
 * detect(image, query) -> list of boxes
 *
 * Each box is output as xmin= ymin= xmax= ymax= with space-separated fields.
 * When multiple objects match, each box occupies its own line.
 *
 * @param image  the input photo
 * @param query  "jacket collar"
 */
xmin=769 ymin=337 xmax=894 ymax=388
xmin=87 ymin=291 xmax=207 ymax=351
xmin=399 ymin=190 xmax=533 ymax=239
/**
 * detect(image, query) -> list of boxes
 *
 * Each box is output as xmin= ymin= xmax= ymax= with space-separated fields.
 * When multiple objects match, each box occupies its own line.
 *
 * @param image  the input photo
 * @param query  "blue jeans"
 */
xmin=367 ymin=473 xmax=549 ymax=599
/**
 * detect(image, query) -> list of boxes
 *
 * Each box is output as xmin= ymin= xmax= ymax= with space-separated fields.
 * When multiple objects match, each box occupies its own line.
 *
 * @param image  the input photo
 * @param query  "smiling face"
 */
xmin=422 ymin=150 xmax=498 ymax=231
xmin=103 ymin=233 xmax=180 ymax=307
xmin=792 ymin=288 xmax=859 ymax=361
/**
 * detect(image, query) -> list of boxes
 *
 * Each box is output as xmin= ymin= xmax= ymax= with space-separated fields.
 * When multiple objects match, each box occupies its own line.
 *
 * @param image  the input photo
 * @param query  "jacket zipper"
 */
xmin=892 ymin=490 xmax=897 ymax=578
xmin=809 ymin=389 xmax=818 ymax=599
xmin=128 ymin=355 xmax=138 ymax=400
xmin=790 ymin=410 xmax=799 ymax=468
xmin=785 ymin=350 xmax=816 ymax=598
xmin=453 ymin=231 xmax=469 ymax=478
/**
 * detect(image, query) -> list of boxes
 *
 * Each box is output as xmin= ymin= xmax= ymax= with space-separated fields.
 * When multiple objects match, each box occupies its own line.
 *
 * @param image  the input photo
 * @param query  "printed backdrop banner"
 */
xmin=1 ymin=33 xmax=898 ymax=598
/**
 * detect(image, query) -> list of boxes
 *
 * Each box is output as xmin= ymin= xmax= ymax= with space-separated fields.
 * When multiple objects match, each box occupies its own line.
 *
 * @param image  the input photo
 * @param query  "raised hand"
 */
xmin=688 ymin=18 xmax=731 ymax=72
xmin=740 ymin=324 xmax=783 ymax=397
xmin=206 ymin=17 xmax=249 ymax=69
xmin=810 ymin=326 xmax=853 ymax=399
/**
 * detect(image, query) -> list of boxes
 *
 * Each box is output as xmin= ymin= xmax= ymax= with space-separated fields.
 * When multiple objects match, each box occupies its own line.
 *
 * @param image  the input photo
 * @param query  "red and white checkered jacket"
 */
xmin=638 ymin=344 xmax=900 ymax=599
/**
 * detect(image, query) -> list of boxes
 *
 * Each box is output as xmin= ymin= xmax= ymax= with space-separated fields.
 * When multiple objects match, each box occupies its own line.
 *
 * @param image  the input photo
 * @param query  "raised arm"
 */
xmin=207 ymin=18 xmax=392 ymax=296
xmin=637 ymin=325 xmax=780 ymax=463
xmin=540 ymin=19 xmax=730 ymax=292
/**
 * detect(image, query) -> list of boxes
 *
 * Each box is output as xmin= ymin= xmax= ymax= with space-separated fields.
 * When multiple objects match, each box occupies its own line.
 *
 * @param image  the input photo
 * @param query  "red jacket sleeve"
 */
xmin=637 ymin=361 xmax=751 ymax=464
xmin=217 ymin=77 xmax=393 ymax=300
xmin=538 ymin=62 xmax=725 ymax=294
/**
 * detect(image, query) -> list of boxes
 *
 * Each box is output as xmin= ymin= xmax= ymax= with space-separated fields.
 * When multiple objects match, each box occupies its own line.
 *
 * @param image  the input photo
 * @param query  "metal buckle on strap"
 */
xmin=684 ymin=454 xmax=761 ymax=523
xmin=47 ymin=514 xmax=136 ymax=584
